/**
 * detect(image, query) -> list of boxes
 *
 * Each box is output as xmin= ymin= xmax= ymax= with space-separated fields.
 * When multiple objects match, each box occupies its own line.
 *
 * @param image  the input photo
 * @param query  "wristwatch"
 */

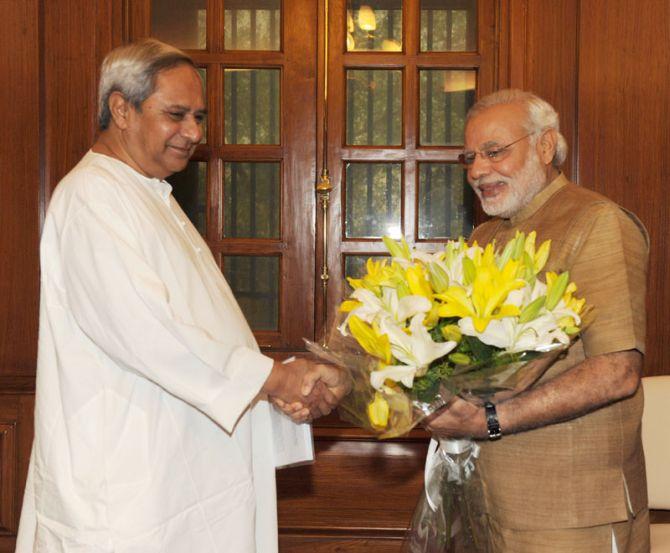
xmin=484 ymin=401 xmax=502 ymax=440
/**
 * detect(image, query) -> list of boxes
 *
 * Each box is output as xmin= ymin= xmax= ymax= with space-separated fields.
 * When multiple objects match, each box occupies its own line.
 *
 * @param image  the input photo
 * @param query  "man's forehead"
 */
xmin=465 ymin=103 xmax=528 ymax=147
xmin=150 ymin=65 xmax=206 ymax=108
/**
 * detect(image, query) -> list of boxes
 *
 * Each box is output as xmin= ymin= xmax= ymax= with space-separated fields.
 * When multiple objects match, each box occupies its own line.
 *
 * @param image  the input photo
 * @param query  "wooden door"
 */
xmin=127 ymin=0 xmax=496 ymax=550
xmin=129 ymin=0 xmax=318 ymax=351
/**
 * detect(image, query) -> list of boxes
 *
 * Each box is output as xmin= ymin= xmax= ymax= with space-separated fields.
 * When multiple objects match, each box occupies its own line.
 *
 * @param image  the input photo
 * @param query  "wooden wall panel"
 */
xmin=0 ymin=420 xmax=17 ymax=535
xmin=0 ymin=395 xmax=35 ymax=553
xmin=0 ymin=1 xmax=40 ymax=549
xmin=0 ymin=0 xmax=40 ymax=380
xmin=578 ymin=0 xmax=670 ymax=377
xmin=42 ymin=0 xmax=123 ymax=197
xmin=0 ymin=1 xmax=122 ymax=550
xmin=279 ymin=535 xmax=403 ymax=552
xmin=499 ymin=0 xmax=579 ymax=179
xmin=277 ymin=437 xmax=428 ymax=549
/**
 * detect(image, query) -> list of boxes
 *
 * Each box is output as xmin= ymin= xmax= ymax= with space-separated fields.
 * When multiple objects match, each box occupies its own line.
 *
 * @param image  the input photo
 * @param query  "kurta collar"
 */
xmin=147 ymin=178 xmax=173 ymax=203
xmin=509 ymin=172 xmax=569 ymax=224
xmin=88 ymin=150 xmax=173 ymax=202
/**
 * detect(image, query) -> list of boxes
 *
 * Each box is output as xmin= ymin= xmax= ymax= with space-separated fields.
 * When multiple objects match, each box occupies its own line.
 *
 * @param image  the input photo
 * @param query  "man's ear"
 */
xmin=108 ymin=91 xmax=132 ymax=130
xmin=537 ymin=128 xmax=558 ymax=165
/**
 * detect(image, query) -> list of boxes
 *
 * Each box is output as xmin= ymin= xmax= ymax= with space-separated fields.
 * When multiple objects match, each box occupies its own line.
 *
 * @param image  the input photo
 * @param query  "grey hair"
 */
xmin=97 ymin=39 xmax=195 ymax=130
xmin=466 ymin=89 xmax=568 ymax=167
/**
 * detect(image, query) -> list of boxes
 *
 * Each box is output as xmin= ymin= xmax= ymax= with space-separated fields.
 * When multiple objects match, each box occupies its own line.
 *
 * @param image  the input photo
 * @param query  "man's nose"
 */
xmin=468 ymin=152 xmax=491 ymax=181
xmin=182 ymin=116 xmax=203 ymax=143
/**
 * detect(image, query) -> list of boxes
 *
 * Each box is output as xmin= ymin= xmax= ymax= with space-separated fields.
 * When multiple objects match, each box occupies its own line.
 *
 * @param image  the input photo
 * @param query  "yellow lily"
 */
xmin=561 ymin=280 xmax=586 ymax=316
xmin=406 ymin=264 xmax=434 ymax=300
xmin=346 ymin=258 xmax=393 ymax=293
xmin=367 ymin=392 xmax=390 ymax=429
xmin=498 ymin=232 xmax=551 ymax=278
xmin=436 ymin=257 xmax=524 ymax=333
xmin=339 ymin=299 xmax=362 ymax=313
xmin=348 ymin=315 xmax=392 ymax=364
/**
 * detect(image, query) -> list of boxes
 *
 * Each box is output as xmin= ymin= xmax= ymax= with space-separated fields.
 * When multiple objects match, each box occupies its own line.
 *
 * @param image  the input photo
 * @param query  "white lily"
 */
xmin=370 ymin=364 xmax=420 ymax=390
xmin=380 ymin=314 xmax=457 ymax=373
xmin=460 ymin=314 xmax=570 ymax=353
xmin=339 ymin=287 xmax=432 ymax=335
xmin=457 ymin=285 xmax=580 ymax=353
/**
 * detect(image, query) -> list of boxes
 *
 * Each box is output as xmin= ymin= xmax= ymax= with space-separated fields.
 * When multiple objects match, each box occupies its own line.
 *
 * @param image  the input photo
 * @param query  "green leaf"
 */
xmin=462 ymin=335 xmax=498 ymax=362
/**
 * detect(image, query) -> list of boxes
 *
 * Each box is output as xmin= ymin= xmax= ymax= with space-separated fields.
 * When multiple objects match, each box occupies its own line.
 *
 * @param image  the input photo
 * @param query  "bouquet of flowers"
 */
xmin=305 ymin=231 xmax=587 ymax=552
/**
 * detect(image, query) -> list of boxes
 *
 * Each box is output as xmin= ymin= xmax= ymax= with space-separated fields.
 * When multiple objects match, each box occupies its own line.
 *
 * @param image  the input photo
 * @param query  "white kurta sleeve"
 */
xmin=57 ymin=199 xmax=273 ymax=433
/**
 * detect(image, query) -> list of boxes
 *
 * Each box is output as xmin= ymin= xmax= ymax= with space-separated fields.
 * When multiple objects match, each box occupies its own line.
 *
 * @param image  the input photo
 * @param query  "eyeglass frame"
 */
xmin=458 ymin=132 xmax=536 ymax=167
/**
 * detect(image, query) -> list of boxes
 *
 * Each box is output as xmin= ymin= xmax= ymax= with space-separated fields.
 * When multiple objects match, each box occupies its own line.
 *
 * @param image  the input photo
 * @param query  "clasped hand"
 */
xmin=263 ymin=358 xmax=350 ymax=423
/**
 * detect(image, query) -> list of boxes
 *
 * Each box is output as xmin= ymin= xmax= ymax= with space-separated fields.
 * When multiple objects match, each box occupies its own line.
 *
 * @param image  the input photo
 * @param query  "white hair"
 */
xmin=97 ymin=39 xmax=194 ymax=130
xmin=466 ymin=89 xmax=568 ymax=167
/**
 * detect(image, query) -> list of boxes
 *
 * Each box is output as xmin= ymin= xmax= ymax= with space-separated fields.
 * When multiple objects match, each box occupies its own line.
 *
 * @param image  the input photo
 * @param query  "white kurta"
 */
xmin=16 ymin=151 xmax=302 ymax=552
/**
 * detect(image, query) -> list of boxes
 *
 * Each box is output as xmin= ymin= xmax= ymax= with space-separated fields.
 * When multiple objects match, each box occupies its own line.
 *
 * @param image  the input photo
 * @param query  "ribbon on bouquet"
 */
xmin=424 ymin=438 xmax=480 ymax=511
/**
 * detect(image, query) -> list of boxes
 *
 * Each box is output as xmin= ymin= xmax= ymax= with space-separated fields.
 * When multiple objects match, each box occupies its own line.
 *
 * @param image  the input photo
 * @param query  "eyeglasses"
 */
xmin=458 ymin=133 xmax=534 ymax=167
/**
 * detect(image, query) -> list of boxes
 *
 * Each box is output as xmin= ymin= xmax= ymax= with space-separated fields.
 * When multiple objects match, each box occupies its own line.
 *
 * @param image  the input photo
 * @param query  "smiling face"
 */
xmin=464 ymin=103 xmax=551 ymax=218
xmin=122 ymin=64 xmax=206 ymax=180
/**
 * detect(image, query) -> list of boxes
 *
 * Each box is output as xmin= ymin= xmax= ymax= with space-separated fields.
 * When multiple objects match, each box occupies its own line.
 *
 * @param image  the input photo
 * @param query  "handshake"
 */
xmin=261 ymin=358 xmax=350 ymax=423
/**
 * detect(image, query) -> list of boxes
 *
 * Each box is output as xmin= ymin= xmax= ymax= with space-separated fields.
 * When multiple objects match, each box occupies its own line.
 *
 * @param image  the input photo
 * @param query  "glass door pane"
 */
xmin=151 ymin=0 xmax=207 ymax=49
xmin=346 ymin=0 xmax=403 ymax=52
xmin=225 ymin=0 xmax=281 ymax=50
xmin=420 ymin=0 xmax=477 ymax=52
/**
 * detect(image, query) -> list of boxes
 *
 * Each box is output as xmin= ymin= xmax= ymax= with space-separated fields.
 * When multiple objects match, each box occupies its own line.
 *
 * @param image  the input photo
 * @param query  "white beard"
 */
xmin=478 ymin=148 xmax=547 ymax=219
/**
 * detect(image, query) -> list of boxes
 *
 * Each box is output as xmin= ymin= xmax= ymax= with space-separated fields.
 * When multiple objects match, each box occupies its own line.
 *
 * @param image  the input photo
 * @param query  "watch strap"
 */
xmin=484 ymin=401 xmax=502 ymax=440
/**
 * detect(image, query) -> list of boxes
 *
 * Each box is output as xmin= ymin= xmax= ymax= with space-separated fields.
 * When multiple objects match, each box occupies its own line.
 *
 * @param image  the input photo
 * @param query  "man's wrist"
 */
xmin=261 ymin=361 xmax=285 ymax=397
xmin=484 ymin=401 xmax=502 ymax=440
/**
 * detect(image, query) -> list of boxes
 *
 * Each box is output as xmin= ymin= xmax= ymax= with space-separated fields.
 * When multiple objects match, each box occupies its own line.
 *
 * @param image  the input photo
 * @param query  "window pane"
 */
xmin=420 ymin=0 xmax=477 ymax=52
xmin=167 ymin=161 xmax=207 ymax=236
xmin=225 ymin=0 xmax=281 ymax=51
xmin=346 ymin=69 xmax=402 ymax=146
xmin=151 ymin=0 xmax=207 ymax=50
xmin=419 ymin=69 xmax=475 ymax=146
xmin=346 ymin=0 xmax=402 ymax=52
xmin=345 ymin=162 xmax=402 ymax=238
xmin=344 ymin=254 xmax=390 ymax=282
xmin=418 ymin=163 xmax=473 ymax=239
xmin=223 ymin=162 xmax=280 ymax=238
xmin=223 ymin=255 xmax=279 ymax=331
xmin=225 ymin=69 xmax=280 ymax=144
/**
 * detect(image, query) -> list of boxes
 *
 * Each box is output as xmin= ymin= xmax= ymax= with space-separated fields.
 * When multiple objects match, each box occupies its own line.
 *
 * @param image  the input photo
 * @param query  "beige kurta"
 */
xmin=16 ymin=151 xmax=305 ymax=552
xmin=470 ymin=174 xmax=649 ymax=530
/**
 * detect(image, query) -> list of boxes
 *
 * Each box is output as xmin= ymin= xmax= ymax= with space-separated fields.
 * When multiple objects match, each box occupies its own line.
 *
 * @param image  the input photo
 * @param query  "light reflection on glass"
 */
xmin=419 ymin=69 xmax=476 ymax=146
xmin=346 ymin=1 xmax=403 ymax=52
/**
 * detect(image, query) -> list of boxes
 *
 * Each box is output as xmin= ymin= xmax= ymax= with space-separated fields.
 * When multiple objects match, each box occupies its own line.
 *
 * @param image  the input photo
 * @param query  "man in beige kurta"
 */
xmin=426 ymin=89 xmax=649 ymax=552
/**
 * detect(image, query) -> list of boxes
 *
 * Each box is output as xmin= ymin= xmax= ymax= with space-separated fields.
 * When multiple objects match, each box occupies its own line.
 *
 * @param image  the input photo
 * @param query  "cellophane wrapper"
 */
xmin=305 ymin=315 xmax=569 ymax=553
xmin=304 ymin=316 xmax=564 ymax=439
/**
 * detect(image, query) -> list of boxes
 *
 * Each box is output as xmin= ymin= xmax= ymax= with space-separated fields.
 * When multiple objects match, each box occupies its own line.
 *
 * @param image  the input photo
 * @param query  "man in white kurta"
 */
xmin=16 ymin=39 xmax=343 ymax=553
